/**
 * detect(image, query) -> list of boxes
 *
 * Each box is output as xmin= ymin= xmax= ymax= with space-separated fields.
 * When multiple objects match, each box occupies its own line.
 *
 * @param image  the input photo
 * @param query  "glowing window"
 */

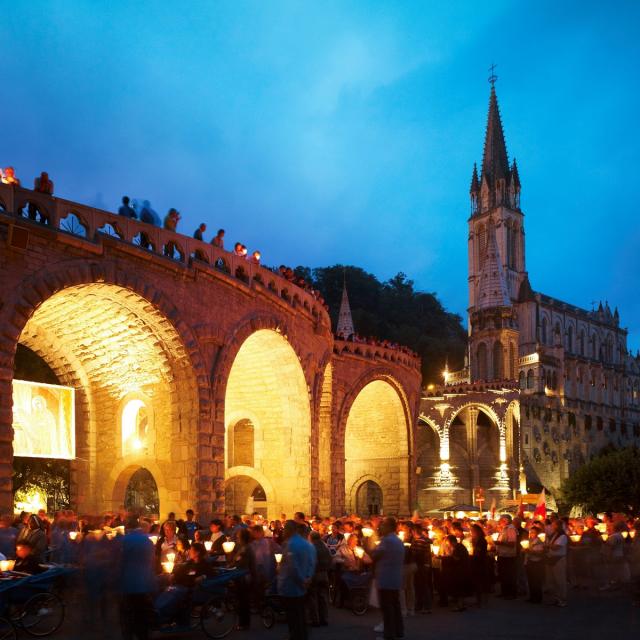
xmin=122 ymin=398 xmax=149 ymax=455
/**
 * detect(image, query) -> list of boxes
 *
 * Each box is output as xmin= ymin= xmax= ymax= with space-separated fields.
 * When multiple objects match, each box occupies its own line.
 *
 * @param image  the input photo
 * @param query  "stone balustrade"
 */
xmin=0 ymin=182 xmax=330 ymax=326
xmin=333 ymin=338 xmax=421 ymax=372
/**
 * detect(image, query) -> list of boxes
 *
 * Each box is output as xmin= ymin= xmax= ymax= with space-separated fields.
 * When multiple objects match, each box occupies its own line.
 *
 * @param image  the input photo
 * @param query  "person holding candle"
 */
xmin=495 ymin=515 xmax=518 ymax=600
xmin=523 ymin=525 xmax=545 ymax=603
xmin=545 ymin=519 xmax=568 ymax=607
xmin=412 ymin=524 xmax=433 ymax=614
xmin=470 ymin=523 xmax=490 ymax=607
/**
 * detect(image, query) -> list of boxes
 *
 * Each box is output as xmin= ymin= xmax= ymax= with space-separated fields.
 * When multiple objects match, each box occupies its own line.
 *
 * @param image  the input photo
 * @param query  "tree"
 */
xmin=13 ymin=457 xmax=70 ymax=512
xmin=561 ymin=447 xmax=640 ymax=514
xmin=294 ymin=264 xmax=467 ymax=385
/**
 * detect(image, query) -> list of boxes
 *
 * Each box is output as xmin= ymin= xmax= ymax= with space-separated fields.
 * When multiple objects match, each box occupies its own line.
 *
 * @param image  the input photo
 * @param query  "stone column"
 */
xmin=467 ymin=408 xmax=480 ymax=492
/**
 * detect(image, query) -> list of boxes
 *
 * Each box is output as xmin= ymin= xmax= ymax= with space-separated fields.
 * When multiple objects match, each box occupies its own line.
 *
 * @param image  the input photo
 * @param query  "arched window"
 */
xmin=122 ymin=397 xmax=151 ymax=456
xmin=476 ymin=343 xmax=488 ymax=381
xmin=590 ymin=334 xmax=598 ymax=360
xmin=228 ymin=419 xmax=255 ymax=467
xmin=566 ymin=326 xmax=573 ymax=353
xmin=526 ymin=369 xmax=534 ymax=389
xmin=492 ymin=341 xmax=503 ymax=380
xmin=509 ymin=342 xmax=517 ymax=380
xmin=579 ymin=329 xmax=585 ymax=356
xmin=554 ymin=322 xmax=562 ymax=346
xmin=519 ymin=370 xmax=525 ymax=389
xmin=541 ymin=317 xmax=548 ymax=344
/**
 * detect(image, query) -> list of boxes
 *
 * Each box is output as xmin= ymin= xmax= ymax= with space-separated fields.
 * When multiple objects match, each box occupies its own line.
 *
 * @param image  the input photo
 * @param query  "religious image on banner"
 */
xmin=12 ymin=380 xmax=75 ymax=459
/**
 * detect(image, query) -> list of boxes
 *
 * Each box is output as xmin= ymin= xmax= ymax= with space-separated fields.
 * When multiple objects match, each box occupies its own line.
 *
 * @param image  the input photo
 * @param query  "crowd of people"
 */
xmin=335 ymin=331 xmax=419 ymax=358
xmin=1 ymin=505 xmax=639 ymax=640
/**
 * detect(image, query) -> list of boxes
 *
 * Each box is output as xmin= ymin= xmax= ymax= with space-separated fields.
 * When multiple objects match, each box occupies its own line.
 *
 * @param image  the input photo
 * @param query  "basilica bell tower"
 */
xmin=468 ymin=78 xmax=527 ymax=383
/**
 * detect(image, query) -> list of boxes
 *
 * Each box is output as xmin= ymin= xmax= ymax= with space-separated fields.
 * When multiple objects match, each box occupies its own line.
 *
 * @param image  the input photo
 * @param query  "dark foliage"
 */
xmin=295 ymin=265 xmax=467 ymax=385
xmin=13 ymin=457 xmax=70 ymax=512
xmin=561 ymin=446 xmax=640 ymax=514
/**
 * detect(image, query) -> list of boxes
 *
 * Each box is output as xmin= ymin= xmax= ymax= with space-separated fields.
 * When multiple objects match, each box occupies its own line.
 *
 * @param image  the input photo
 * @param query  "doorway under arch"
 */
xmin=355 ymin=480 xmax=383 ymax=516
xmin=225 ymin=475 xmax=269 ymax=518
xmin=124 ymin=468 xmax=159 ymax=516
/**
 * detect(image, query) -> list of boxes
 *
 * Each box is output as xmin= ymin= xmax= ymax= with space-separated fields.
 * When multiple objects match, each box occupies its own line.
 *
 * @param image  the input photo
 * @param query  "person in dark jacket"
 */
xmin=14 ymin=541 xmax=45 ymax=575
xmin=232 ymin=528 xmax=256 ymax=630
xmin=470 ymin=523 xmax=489 ymax=606
xmin=308 ymin=531 xmax=331 ymax=626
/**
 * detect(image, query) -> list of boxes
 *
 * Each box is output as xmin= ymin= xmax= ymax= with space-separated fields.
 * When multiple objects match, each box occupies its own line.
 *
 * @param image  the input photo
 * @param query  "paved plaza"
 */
xmin=49 ymin=588 xmax=640 ymax=640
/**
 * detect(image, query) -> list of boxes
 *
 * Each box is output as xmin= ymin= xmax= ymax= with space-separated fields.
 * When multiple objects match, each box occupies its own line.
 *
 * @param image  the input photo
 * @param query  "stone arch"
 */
xmin=339 ymin=372 xmax=413 ymax=516
xmin=348 ymin=474 xmax=385 ymax=516
xmin=225 ymin=466 xmax=276 ymax=518
xmin=108 ymin=459 xmax=169 ymax=516
xmin=1 ymin=262 xmax=211 ymax=516
xmin=223 ymin=327 xmax=312 ymax=518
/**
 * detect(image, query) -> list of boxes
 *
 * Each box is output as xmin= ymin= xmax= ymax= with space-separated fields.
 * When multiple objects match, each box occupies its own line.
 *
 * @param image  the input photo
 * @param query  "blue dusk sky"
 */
xmin=1 ymin=1 xmax=639 ymax=349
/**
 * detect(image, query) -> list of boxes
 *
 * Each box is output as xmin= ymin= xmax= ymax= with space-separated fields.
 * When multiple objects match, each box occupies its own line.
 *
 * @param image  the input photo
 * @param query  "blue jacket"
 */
xmin=277 ymin=533 xmax=317 ymax=597
xmin=120 ymin=529 xmax=156 ymax=594
xmin=373 ymin=533 xmax=405 ymax=590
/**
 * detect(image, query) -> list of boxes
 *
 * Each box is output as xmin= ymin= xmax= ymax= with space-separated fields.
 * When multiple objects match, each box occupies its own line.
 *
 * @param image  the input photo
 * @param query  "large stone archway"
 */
xmin=343 ymin=379 xmax=411 ymax=515
xmin=7 ymin=279 xmax=203 ymax=517
xmin=224 ymin=329 xmax=312 ymax=519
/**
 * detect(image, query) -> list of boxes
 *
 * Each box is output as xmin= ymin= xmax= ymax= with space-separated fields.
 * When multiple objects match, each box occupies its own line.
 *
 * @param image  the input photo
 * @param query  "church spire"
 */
xmin=481 ymin=84 xmax=510 ymax=186
xmin=336 ymin=275 xmax=355 ymax=339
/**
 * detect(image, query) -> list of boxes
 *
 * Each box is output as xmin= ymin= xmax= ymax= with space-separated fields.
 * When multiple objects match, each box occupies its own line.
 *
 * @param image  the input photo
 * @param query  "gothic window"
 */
xmin=511 ymin=223 xmax=519 ymax=269
xmin=477 ymin=342 xmax=488 ymax=381
xmin=519 ymin=370 xmax=525 ymax=389
xmin=554 ymin=322 xmax=562 ymax=346
xmin=541 ymin=317 xmax=548 ymax=344
xmin=590 ymin=333 xmax=598 ymax=360
xmin=584 ymin=415 xmax=592 ymax=431
xmin=526 ymin=369 xmax=534 ymax=389
xmin=477 ymin=224 xmax=487 ymax=266
xmin=566 ymin=326 xmax=574 ymax=353
xmin=492 ymin=341 xmax=503 ymax=380
xmin=579 ymin=330 xmax=585 ymax=356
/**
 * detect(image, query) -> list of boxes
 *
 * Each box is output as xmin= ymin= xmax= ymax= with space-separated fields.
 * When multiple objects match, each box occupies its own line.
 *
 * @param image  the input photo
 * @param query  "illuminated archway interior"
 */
xmin=224 ymin=329 xmax=311 ymax=518
xmin=15 ymin=283 xmax=198 ymax=515
xmin=345 ymin=379 xmax=409 ymax=515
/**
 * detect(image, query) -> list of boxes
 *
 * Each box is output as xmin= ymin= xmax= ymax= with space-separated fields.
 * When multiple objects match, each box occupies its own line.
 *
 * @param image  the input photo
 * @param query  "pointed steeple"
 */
xmin=481 ymin=85 xmax=510 ymax=185
xmin=510 ymin=158 xmax=520 ymax=189
xmin=470 ymin=163 xmax=480 ymax=194
xmin=476 ymin=217 xmax=511 ymax=308
xmin=336 ymin=276 xmax=355 ymax=339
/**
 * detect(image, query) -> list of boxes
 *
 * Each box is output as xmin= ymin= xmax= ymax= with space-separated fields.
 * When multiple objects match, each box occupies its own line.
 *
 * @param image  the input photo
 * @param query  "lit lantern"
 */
xmin=622 ymin=531 xmax=629 ymax=539
xmin=428 ymin=530 xmax=435 ymax=540
xmin=570 ymin=534 xmax=581 ymax=543
xmin=431 ymin=545 xmax=440 ymax=556
xmin=601 ymin=534 xmax=609 ymax=542
xmin=630 ymin=530 xmax=636 ymax=539
xmin=362 ymin=527 xmax=374 ymax=538
xmin=374 ymin=541 xmax=381 ymax=546
xmin=0 ymin=560 xmax=15 ymax=572
xmin=204 ymin=541 xmax=213 ymax=552
xmin=520 ymin=540 xmax=530 ymax=549
xmin=398 ymin=531 xmax=405 ymax=542
xmin=69 ymin=531 xmax=78 ymax=541
xmin=161 ymin=561 xmax=174 ymax=574
xmin=491 ymin=532 xmax=499 ymax=542
xmin=538 ymin=533 xmax=546 ymax=542
xmin=275 ymin=553 xmax=283 ymax=564
xmin=166 ymin=552 xmax=176 ymax=563
xmin=222 ymin=541 xmax=235 ymax=554
xmin=354 ymin=546 xmax=365 ymax=559
xmin=116 ymin=526 xmax=125 ymax=536
xmin=343 ymin=532 xmax=351 ymax=541
xmin=149 ymin=535 xmax=158 ymax=545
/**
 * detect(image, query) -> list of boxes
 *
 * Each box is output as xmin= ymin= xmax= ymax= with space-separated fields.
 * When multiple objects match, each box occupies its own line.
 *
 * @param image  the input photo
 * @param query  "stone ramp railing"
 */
xmin=333 ymin=338 xmax=421 ymax=371
xmin=0 ymin=182 xmax=330 ymax=327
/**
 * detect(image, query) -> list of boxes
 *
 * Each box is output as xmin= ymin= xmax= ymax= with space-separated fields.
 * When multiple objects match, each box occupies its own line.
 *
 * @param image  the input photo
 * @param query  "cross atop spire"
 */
xmin=488 ymin=62 xmax=498 ymax=87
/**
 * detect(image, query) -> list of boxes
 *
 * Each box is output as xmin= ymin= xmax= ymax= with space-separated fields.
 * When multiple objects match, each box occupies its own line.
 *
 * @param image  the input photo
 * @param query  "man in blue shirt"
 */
xmin=277 ymin=520 xmax=316 ymax=639
xmin=372 ymin=517 xmax=405 ymax=640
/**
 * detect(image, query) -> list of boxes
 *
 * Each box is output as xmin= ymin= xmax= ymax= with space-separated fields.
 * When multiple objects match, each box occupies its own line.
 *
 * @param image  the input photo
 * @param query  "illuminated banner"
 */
xmin=12 ymin=380 xmax=75 ymax=459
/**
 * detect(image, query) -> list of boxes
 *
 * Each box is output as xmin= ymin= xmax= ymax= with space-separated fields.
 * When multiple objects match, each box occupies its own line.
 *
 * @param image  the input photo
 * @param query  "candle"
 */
xmin=538 ymin=533 xmax=546 ymax=542
xmin=601 ymin=533 xmax=609 ymax=542
xmin=374 ymin=541 xmax=381 ymax=546
xmin=204 ymin=541 xmax=213 ymax=551
xmin=222 ymin=541 xmax=235 ymax=554
xmin=403 ymin=542 xmax=411 ymax=548
xmin=596 ymin=523 xmax=607 ymax=533
xmin=0 ymin=560 xmax=15 ymax=572
xmin=343 ymin=532 xmax=351 ymax=541
xmin=491 ymin=532 xmax=500 ymax=542
xmin=630 ymin=530 xmax=637 ymax=539
xmin=149 ymin=535 xmax=158 ymax=545
xmin=69 ymin=531 xmax=78 ymax=541
xmin=570 ymin=534 xmax=581 ymax=543
xmin=398 ymin=531 xmax=405 ymax=541
xmin=275 ymin=553 xmax=283 ymax=564
xmin=431 ymin=545 xmax=440 ymax=556
xmin=161 ymin=561 xmax=174 ymax=574
xmin=520 ymin=540 xmax=530 ymax=549
xmin=362 ymin=527 xmax=374 ymax=538
xmin=622 ymin=531 xmax=629 ymax=539
xmin=354 ymin=546 xmax=365 ymax=558
xmin=166 ymin=552 xmax=176 ymax=563
xmin=428 ymin=530 xmax=435 ymax=540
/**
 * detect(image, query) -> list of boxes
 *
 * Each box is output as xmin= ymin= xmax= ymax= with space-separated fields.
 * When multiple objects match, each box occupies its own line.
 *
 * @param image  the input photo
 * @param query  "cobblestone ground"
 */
xmin=43 ymin=586 xmax=640 ymax=640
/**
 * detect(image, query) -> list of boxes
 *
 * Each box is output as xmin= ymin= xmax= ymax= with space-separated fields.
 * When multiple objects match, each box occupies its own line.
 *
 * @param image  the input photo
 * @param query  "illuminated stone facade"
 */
xmin=0 ymin=185 xmax=421 ymax=520
xmin=419 ymin=85 xmax=640 ymax=508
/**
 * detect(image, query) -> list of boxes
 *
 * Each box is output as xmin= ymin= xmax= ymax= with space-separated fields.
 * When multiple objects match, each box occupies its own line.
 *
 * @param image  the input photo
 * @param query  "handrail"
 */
xmin=333 ymin=337 xmax=421 ymax=372
xmin=0 ymin=182 xmax=330 ymax=327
